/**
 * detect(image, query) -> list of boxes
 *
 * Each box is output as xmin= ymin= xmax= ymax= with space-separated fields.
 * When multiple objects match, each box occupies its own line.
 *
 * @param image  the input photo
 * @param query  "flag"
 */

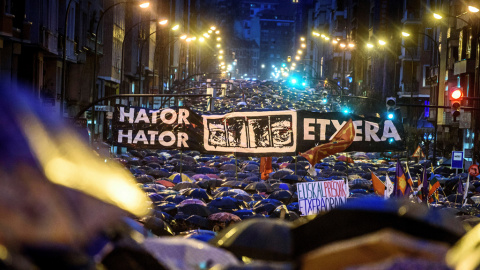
xmin=405 ymin=164 xmax=414 ymax=190
xmin=370 ymin=171 xmax=385 ymax=196
xmin=462 ymin=175 xmax=470 ymax=207
xmin=428 ymin=176 xmax=441 ymax=199
xmin=385 ymin=174 xmax=394 ymax=199
xmin=260 ymin=157 xmax=273 ymax=180
xmin=394 ymin=160 xmax=411 ymax=197
xmin=457 ymin=176 xmax=464 ymax=195
xmin=300 ymin=119 xmax=355 ymax=166
xmin=420 ymin=165 xmax=430 ymax=203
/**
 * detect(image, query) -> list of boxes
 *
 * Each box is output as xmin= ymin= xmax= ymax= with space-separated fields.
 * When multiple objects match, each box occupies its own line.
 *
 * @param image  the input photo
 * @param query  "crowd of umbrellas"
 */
xmin=3 ymin=81 xmax=480 ymax=269
xmin=108 ymin=147 xmax=480 ymax=270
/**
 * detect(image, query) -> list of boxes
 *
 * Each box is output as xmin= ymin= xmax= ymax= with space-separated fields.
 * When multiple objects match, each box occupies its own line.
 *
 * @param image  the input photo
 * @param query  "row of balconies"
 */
xmin=0 ymin=12 xmax=31 ymax=41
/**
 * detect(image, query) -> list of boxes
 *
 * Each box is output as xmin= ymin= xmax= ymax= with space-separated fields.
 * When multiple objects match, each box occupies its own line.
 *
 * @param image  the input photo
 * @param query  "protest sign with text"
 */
xmin=296 ymin=180 xmax=348 ymax=216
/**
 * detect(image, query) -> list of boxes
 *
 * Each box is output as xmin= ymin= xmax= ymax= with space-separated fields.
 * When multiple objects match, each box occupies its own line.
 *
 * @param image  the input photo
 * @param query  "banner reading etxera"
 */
xmin=112 ymin=106 xmax=405 ymax=155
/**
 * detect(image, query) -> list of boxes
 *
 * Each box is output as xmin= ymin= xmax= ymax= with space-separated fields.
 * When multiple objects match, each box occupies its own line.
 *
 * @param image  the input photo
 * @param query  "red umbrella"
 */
xmin=208 ymin=212 xmax=242 ymax=223
xmin=207 ymin=174 xmax=222 ymax=179
xmin=337 ymin=155 xmax=354 ymax=164
xmin=156 ymin=179 xmax=175 ymax=188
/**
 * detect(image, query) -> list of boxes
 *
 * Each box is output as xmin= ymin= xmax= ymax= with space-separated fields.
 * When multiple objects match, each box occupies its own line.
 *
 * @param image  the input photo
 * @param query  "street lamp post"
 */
xmin=90 ymin=1 xmax=149 ymax=145
xmin=402 ymin=30 xmax=441 ymax=164
xmin=433 ymin=10 xmax=477 ymax=163
xmin=60 ymin=0 xmax=75 ymax=118
xmin=120 ymin=19 xmax=162 ymax=98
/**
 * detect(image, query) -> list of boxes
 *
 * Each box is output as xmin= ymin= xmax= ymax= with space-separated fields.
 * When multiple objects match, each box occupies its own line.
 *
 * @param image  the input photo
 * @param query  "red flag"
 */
xmin=260 ymin=157 xmax=273 ymax=180
xmin=371 ymin=171 xmax=385 ymax=196
xmin=300 ymin=119 xmax=355 ymax=166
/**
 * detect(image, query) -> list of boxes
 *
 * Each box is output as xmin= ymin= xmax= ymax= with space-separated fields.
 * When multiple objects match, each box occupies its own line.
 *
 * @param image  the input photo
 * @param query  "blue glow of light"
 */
xmin=322 ymin=99 xmax=327 ymax=103
xmin=387 ymin=113 xmax=394 ymax=119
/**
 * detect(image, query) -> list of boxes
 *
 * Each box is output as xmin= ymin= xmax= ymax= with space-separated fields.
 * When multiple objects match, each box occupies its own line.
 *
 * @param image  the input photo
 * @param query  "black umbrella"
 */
xmin=196 ymin=179 xmax=225 ymax=190
xmin=164 ymin=195 xmax=187 ymax=204
xmin=182 ymin=188 xmax=213 ymax=202
xmin=177 ymin=204 xmax=212 ymax=217
xmin=245 ymin=182 xmax=273 ymax=193
xmin=269 ymin=205 xmax=300 ymax=221
xmin=185 ymin=215 xmax=212 ymax=230
xmin=292 ymin=197 xmax=466 ymax=257
xmin=135 ymin=174 xmax=156 ymax=183
xmin=272 ymin=169 xmax=294 ymax=179
xmin=280 ymin=175 xmax=304 ymax=184
xmin=231 ymin=194 xmax=253 ymax=202
xmin=208 ymin=197 xmax=248 ymax=212
xmin=214 ymin=191 xmax=240 ymax=198
xmin=210 ymin=218 xmax=293 ymax=261
xmin=222 ymin=180 xmax=248 ymax=189
xmin=243 ymin=176 xmax=262 ymax=183
xmin=146 ymin=169 xmax=171 ymax=178
xmin=268 ymin=190 xmax=296 ymax=205
xmin=172 ymin=182 xmax=200 ymax=191
xmin=195 ymin=167 xmax=219 ymax=174
xmin=140 ymin=216 xmax=174 ymax=236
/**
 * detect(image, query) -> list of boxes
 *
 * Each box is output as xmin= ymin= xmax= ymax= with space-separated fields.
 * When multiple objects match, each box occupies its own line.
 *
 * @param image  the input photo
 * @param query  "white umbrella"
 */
xmin=143 ymin=237 xmax=239 ymax=270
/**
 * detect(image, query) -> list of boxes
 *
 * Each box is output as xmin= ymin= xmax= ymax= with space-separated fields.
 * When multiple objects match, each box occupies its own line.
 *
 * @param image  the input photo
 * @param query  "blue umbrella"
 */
xmin=208 ymin=197 xmax=248 ymax=212
xmin=183 ymin=230 xmax=217 ymax=242
xmin=233 ymin=209 xmax=256 ymax=219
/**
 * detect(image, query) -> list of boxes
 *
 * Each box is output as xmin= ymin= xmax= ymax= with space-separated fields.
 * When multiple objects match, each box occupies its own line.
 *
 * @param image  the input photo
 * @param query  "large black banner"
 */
xmin=112 ymin=106 xmax=405 ymax=155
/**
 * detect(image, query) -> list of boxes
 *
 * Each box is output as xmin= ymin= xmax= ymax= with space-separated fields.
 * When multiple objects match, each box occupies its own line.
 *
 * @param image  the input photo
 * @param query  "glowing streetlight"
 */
xmin=216 ymin=44 xmax=221 ymax=48
xmin=139 ymin=2 xmax=150 ymax=8
xmin=180 ymin=35 xmax=187 ymax=39
xmin=468 ymin=5 xmax=479 ymax=13
xmin=215 ymin=30 xmax=220 ymax=34
xmin=301 ymin=43 xmax=306 ymax=48
xmin=339 ymin=43 xmax=346 ymax=48
xmin=203 ymin=33 xmax=210 ymax=38
xmin=171 ymin=24 xmax=180 ymax=31
xmin=332 ymin=40 xmax=338 ymax=44
xmin=324 ymin=37 xmax=330 ymax=40
xmin=216 ymin=37 xmax=221 ymax=41
xmin=295 ymin=55 xmax=300 ymax=60
xmin=433 ymin=13 xmax=442 ymax=19
xmin=401 ymin=31 xmax=410 ymax=37
xmin=378 ymin=40 xmax=386 ymax=46
xmin=348 ymin=43 xmax=355 ymax=48
xmin=199 ymin=37 xmax=205 ymax=42
xmin=300 ymin=37 xmax=305 ymax=41
xmin=219 ymin=50 xmax=224 ymax=54
xmin=158 ymin=19 xmax=168 ymax=25
xmin=366 ymin=43 xmax=374 ymax=48
xmin=210 ymin=26 xmax=216 ymax=30
xmin=218 ymin=55 xmax=223 ymax=59
xmin=297 ymin=50 xmax=303 ymax=54
xmin=208 ymin=30 xmax=213 ymax=34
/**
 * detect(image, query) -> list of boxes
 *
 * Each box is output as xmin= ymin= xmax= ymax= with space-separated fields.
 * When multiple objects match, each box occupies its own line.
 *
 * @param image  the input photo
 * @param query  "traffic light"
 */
xmin=321 ymin=91 xmax=328 ymax=103
xmin=449 ymin=88 xmax=463 ymax=121
xmin=386 ymin=97 xmax=396 ymax=119
xmin=287 ymin=56 xmax=291 ymax=62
